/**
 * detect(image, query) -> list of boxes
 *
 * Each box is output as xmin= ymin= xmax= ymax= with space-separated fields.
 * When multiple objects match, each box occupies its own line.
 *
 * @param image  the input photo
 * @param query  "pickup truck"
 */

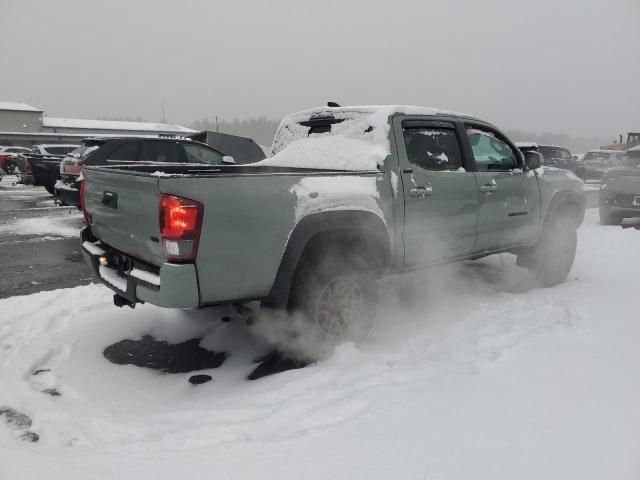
xmin=81 ymin=105 xmax=585 ymax=348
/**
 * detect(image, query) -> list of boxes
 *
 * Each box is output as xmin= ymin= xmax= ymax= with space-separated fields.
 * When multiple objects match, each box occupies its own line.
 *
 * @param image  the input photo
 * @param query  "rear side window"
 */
xmin=466 ymin=128 xmax=517 ymax=171
xmin=107 ymin=142 xmax=139 ymax=162
xmin=183 ymin=143 xmax=224 ymax=165
xmin=138 ymin=141 xmax=180 ymax=163
xmin=403 ymin=127 xmax=463 ymax=171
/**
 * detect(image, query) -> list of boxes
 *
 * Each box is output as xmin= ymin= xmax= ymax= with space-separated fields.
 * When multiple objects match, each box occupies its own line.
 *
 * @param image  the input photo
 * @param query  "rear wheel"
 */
xmin=288 ymin=249 xmax=377 ymax=349
xmin=529 ymin=215 xmax=578 ymax=287
xmin=599 ymin=207 xmax=621 ymax=226
xmin=3 ymin=160 xmax=17 ymax=174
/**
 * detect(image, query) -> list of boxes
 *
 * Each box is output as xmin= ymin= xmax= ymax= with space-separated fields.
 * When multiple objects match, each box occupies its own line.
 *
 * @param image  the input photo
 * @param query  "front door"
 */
xmin=464 ymin=126 xmax=541 ymax=251
xmin=395 ymin=118 xmax=480 ymax=267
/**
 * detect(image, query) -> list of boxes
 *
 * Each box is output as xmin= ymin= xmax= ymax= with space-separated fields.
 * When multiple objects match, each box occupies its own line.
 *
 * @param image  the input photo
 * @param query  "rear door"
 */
xmin=464 ymin=125 xmax=541 ymax=251
xmin=394 ymin=117 xmax=479 ymax=266
xmin=83 ymin=168 xmax=165 ymax=266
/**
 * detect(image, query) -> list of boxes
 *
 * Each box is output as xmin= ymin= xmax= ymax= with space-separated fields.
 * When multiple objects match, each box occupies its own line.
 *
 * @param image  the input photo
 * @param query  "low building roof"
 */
xmin=42 ymin=117 xmax=196 ymax=134
xmin=0 ymin=101 xmax=43 ymax=112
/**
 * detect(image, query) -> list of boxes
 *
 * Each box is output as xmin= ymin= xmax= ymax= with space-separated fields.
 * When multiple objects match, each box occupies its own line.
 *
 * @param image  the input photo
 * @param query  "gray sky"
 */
xmin=1 ymin=0 xmax=638 ymax=137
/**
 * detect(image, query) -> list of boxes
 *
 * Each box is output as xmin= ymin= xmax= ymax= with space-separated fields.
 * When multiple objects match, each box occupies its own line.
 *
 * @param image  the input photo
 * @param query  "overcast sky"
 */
xmin=1 ymin=0 xmax=638 ymax=137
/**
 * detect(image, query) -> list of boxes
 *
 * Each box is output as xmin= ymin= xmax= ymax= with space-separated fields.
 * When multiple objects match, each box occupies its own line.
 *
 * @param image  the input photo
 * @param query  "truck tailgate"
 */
xmin=83 ymin=169 xmax=165 ymax=266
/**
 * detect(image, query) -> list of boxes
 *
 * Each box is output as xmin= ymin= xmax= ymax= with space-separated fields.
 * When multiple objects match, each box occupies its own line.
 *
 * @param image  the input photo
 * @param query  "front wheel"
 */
xmin=529 ymin=217 xmax=578 ymax=287
xmin=3 ymin=160 xmax=17 ymax=174
xmin=44 ymin=185 xmax=55 ymax=195
xmin=289 ymin=250 xmax=378 ymax=350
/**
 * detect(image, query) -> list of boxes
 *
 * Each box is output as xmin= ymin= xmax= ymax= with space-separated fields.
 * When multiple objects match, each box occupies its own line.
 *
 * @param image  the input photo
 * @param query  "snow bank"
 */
xmin=0 ymin=214 xmax=83 ymax=237
xmin=1 ymin=210 xmax=640 ymax=479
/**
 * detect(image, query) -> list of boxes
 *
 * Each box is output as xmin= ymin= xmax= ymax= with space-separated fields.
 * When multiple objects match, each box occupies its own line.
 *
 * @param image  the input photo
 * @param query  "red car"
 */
xmin=0 ymin=146 xmax=31 ymax=174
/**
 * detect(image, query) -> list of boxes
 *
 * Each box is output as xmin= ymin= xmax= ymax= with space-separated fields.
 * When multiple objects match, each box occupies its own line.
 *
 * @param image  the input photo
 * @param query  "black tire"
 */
xmin=599 ymin=207 xmax=621 ymax=226
xmin=530 ymin=216 xmax=578 ymax=287
xmin=3 ymin=160 xmax=17 ymax=174
xmin=44 ymin=185 xmax=55 ymax=195
xmin=288 ymin=249 xmax=377 ymax=347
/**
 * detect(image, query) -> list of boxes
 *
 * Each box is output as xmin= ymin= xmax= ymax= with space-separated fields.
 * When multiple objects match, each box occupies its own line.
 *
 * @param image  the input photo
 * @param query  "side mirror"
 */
xmin=524 ymin=151 xmax=543 ymax=170
xmin=222 ymin=156 xmax=236 ymax=165
xmin=573 ymin=155 xmax=579 ymax=160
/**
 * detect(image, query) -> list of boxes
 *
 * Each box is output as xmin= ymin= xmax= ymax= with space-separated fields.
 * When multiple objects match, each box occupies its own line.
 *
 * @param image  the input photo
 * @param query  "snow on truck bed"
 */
xmin=257 ymin=105 xmax=476 ymax=171
xmin=1 ymin=210 xmax=640 ymax=479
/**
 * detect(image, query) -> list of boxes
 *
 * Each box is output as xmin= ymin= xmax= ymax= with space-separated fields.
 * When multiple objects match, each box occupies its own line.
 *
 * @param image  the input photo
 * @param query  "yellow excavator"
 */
xmin=601 ymin=132 xmax=640 ymax=151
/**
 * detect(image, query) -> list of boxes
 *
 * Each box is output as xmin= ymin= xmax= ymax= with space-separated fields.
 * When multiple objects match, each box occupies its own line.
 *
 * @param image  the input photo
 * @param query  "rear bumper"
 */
xmin=600 ymin=190 xmax=640 ymax=217
xmin=54 ymin=184 xmax=81 ymax=207
xmin=81 ymin=227 xmax=200 ymax=308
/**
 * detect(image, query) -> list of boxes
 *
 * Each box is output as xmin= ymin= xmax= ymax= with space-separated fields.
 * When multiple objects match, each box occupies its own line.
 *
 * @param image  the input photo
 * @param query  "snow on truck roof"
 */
xmin=287 ymin=104 xmax=477 ymax=120
xmin=261 ymin=105 xmax=481 ymax=172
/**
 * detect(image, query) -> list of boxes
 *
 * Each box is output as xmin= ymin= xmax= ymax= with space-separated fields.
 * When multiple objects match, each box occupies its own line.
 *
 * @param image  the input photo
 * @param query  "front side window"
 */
xmin=466 ymin=128 xmax=517 ymax=171
xmin=403 ymin=127 xmax=463 ymax=171
xmin=183 ymin=143 xmax=224 ymax=165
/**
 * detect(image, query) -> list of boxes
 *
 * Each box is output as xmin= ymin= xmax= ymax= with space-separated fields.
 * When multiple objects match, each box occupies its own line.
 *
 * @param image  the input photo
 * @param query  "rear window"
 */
xmin=183 ymin=143 xmax=224 ymax=165
xmin=138 ymin=141 xmax=180 ymax=163
xmin=43 ymin=146 xmax=78 ymax=155
xmin=271 ymin=111 xmax=386 ymax=157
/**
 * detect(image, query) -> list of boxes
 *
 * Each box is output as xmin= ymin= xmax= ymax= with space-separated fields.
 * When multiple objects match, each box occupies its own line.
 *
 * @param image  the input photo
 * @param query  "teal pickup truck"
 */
xmin=81 ymin=105 xmax=584 ymax=345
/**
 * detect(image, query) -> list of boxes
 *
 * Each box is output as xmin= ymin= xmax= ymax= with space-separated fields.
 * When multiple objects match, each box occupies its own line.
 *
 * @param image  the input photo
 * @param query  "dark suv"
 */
xmin=515 ymin=143 xmax=578 ymax=174
xmin=599 ymin=146 xmax=640 ymax=225
xmin=56 ymin=137 xmax=228 ymax=207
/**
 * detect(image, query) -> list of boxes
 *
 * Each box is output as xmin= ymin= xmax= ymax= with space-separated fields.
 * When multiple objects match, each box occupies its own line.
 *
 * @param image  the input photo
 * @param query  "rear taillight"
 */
xmin=159 ymin=194 xmax=203 ymax=262
xmin=80 ymin=180 xmax=89 ymax=224
xmin=63 ymin=163 xmax=83 ymax=175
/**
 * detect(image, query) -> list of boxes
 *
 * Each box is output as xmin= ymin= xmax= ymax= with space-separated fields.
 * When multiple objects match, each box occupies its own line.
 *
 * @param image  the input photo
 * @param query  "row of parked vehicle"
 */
xmin=515 ymin=142 xmax=629 ymax=182
xmin=0 ymin=132 xmax=266 ymax=203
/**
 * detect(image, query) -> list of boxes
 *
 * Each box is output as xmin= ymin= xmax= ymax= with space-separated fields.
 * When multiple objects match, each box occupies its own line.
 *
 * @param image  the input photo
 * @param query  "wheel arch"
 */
xmin=544 ymin=189 xmax=586 ymax=229
xmin=266 ymin=210 xmax=391 ymax=308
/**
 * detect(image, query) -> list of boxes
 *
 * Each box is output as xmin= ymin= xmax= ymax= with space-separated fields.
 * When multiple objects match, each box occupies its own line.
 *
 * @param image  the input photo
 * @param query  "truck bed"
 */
xmin=82 ymin=163 xmax=386 ymax=307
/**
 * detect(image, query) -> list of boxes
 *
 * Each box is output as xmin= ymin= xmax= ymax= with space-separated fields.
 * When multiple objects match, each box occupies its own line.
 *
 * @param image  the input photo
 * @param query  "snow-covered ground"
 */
xmin=1 ymin=209 xmax=639 ymax=479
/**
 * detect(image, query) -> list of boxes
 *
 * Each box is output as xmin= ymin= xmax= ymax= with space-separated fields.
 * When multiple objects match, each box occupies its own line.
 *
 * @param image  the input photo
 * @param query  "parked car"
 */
xmin=80 ymin=105 xmax=585 ymax=350
xmin=515 ymin=143 xmax=578 ymax=173
xmin=16 ymin=151 xmax=67 ymax=194
xmin=599 ymin=146 xmax=640 ymax=225
xmin=577 ymin=149 xmax=626 ymax=181
xmin=56 ymin=137 xmax=230 ymax=207
xmin=32 ymin=144 xmax=79 ymax=156
xmin=0 ymin=146 xmax=32 ymax=174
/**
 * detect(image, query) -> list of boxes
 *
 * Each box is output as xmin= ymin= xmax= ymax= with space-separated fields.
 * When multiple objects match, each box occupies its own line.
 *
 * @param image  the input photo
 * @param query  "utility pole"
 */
xmin=161 ymin=100 xmax=167 ymax=123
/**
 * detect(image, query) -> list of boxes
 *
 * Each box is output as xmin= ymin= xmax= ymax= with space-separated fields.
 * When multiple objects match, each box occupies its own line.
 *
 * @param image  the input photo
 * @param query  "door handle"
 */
xmin=479 ymin=182 xmax=497 ymax=194
xmin=410 ymin=184 xmax=433 ymax=198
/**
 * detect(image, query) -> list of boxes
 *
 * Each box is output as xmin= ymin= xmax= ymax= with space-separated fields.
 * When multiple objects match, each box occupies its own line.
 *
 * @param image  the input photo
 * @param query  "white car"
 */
xmin=31 ymin=144 xmax=80 ymax=156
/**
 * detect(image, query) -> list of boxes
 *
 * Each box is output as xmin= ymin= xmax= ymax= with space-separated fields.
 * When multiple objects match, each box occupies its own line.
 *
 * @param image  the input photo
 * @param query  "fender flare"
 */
xmin=266 ymin=210 xmax=391 ymax=308
xmin=544 ymin=189 xmax=586 ymax=228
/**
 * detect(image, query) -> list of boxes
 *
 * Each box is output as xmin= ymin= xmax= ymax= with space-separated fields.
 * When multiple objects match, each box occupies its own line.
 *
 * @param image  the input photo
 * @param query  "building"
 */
xmin=0 ymin=101 xmax=196 ymax=147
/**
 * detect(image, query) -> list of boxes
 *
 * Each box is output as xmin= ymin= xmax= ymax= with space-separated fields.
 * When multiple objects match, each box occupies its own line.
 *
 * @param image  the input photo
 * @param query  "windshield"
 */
xmin=68 ymin=145 xmax=100 ymax=160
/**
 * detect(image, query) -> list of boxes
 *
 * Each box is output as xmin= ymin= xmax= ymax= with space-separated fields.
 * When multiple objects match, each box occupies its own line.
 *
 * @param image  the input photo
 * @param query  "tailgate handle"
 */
xmin=102 ymin=191 xmax=118 ymax=209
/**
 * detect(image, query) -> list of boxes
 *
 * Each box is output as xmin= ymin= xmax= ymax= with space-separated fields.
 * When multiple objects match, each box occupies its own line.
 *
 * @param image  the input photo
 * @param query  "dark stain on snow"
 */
xmin=103 ymin=335 xmax=227 ymax=374
xmin=42 ymin=388 xmax=62 ymax=397
xmin=0 ymin=407 xmax=39 ymax=442
xmin=247 ymin=350 xmax=310 ymax=380
xmin=188 ymin=374 xmax=213 ymax=385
